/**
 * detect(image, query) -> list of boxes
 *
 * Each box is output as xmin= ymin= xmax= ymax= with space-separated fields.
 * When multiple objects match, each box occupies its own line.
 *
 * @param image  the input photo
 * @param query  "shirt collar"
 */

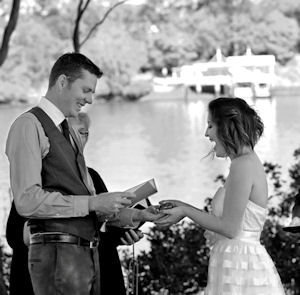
xmin=38 ymin=97 xmax=65 ymax=127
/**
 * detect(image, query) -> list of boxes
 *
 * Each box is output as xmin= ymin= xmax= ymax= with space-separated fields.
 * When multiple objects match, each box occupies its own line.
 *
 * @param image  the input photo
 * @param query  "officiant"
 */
xmin=69 ymin=112 xmax=164 ymax=294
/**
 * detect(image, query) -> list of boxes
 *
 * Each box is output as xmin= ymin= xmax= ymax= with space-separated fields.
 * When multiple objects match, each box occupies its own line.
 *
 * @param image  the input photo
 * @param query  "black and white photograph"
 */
xmin=0 ymin=0 xmax=300 ymax=294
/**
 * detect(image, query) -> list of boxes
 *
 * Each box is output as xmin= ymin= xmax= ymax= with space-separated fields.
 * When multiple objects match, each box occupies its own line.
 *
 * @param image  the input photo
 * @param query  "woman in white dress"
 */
xmin=156 ymin=97 xmax=285 ymax=294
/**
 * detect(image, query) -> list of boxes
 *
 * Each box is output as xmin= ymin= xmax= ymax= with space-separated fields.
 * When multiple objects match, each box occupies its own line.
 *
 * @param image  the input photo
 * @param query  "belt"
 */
xmin=29 ymin=233 xmax=99 ymax=249
xmin=235 ymin=230 xmax=261 ymax=243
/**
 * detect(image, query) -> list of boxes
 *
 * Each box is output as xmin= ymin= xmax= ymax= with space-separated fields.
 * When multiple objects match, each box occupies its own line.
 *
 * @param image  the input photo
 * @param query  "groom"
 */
xmin=5 ymin=52 xmax=134 ymax=295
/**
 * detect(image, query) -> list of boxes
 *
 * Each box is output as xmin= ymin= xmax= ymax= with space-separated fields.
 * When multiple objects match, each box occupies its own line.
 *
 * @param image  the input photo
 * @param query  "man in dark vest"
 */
xmin=5 ymin=52 xmax=135 ymax=295
xmin=6 ymin=171 xmax=143 ymax=295
xmin=6 ymin=110 xmax=159 ymax=295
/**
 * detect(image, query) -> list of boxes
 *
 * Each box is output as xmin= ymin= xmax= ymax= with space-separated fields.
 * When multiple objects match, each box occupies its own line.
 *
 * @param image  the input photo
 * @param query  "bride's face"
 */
xmin=205 ymin=113 xmax=227 ymax=158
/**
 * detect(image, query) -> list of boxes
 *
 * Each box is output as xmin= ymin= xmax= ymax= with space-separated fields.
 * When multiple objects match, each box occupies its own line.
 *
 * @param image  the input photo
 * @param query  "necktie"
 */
xmin=61 ymin=119 xmax=71 ymax=144
xmin=69 ymin=127 xmax=95 ymax=196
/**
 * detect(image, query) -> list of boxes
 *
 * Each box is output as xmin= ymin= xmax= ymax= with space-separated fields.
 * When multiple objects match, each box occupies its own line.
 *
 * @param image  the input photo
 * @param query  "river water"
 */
xmin=1 ymin=95 xmax=300 ymax=252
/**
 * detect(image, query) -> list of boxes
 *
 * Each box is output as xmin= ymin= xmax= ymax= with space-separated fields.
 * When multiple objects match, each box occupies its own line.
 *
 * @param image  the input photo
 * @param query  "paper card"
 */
xmin=125 ymin=178 xmax=157 ymax=206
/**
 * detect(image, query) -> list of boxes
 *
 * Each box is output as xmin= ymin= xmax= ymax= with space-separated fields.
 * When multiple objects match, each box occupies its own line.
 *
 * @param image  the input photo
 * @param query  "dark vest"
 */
xmin=28 ymin=107 xmax=96 ymax=241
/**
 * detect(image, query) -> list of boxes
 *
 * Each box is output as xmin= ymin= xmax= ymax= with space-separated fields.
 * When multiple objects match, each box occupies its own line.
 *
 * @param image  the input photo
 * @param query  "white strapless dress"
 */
xmin=204 ymin=188 xmax=285 ymax=295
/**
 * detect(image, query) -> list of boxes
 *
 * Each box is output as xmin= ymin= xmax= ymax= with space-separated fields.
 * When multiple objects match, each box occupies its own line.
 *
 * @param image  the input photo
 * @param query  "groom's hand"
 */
xmin=155 ymin=207 xmax=184 ymax=228
xmin=138 ymin=206 xmax=165 ymax=222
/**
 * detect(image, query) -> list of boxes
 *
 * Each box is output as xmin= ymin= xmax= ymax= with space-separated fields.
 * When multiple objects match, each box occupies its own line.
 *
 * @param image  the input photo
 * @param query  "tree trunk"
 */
xmin=73 ymin=0 xmax=91 ymax=53
xmin=0 ymin=0 xmax=21 ymax=67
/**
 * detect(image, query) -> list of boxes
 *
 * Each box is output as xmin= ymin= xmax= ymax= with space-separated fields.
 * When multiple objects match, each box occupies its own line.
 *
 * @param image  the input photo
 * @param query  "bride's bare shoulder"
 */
xmin=229 ymin=153 xmax=264 ymax=179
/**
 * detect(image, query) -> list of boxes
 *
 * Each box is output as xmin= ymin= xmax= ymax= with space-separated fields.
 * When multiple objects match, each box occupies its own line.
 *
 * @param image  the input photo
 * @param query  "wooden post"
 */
xmin=184 ymin=85 xmax=189 ymax=101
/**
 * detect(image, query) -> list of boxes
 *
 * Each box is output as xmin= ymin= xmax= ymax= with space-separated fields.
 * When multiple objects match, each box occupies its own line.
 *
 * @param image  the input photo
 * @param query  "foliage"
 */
xmin=0 ymin=245 xmax=7 ymax=295
xmin=261 ymin=221 xmax=300 ymax=293
xmin=123 ymin=222 xmax=210 ymax=295
xmin=138 ymin=0 xmax=299 ymax=65
xmin=0 ymin=15 xmax=67 ymax=102
xmin=121 ymin=148 xmax=300 ymax=294
xmin=83 ymin=20 xmax=148 ymax=98
xmin=289 ymin=148 xmax=300 ymax=192
xmin=260 ymin=160 xmax=300 ymax=293
xmin=1 ymin=0 xmax=300 ymax=101
xmin=0 ymin=243 xmax=11 ymax=295
xmin=122 ymin=80 xmax=153 ymax=101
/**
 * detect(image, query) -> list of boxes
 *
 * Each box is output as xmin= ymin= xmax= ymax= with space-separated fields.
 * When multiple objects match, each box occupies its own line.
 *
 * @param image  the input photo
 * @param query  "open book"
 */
xmin=100 ymin=179 xmax=158 ymax=232
xmin=125 ymin=178 xmax=157 ymax=208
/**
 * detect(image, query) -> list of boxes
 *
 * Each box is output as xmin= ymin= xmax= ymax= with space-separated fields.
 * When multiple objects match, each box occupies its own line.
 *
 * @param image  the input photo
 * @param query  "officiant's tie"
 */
xmin=61 ymin=119 xmax=71 ymax=144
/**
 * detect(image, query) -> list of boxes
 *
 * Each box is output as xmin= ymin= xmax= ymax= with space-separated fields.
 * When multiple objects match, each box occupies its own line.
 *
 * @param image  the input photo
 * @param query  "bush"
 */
xmin=122 ymin=222 xmax=209 ymax=295
xmin=122 ymin=81 xmax=153 ymax=101
xmin=0 ymin=242 xmax=11 ymax=295
xmin=94 ymin=77 xmax=116 ymax=101
xmin=121 ymin=148 xmax=300 ymax=294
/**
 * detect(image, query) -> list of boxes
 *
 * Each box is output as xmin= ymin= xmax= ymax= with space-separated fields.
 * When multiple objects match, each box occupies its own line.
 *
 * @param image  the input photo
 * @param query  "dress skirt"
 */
xmin=204 ymin=231 xmax=285 ymax=295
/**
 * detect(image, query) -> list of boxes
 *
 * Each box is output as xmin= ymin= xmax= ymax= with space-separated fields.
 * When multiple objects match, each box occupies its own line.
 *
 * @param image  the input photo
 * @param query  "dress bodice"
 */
xmin=211 ymin=187 xmax=267 ymax=232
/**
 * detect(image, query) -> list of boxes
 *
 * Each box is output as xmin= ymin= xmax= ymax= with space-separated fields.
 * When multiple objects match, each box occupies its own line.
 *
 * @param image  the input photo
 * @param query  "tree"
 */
xmin=72 ymin=0 xmax=127 ymax=52
xmin=135 ymin=0 xmax=300 ymax=71
xmin=0 ymin=0 xmax=21 ymax=67
xmin=0 ymin=16 xmax=65 ymax=103
xmin=0 ymin=0 xmax=21 ymax=284
xmin=82 ymin=19 xmax=148 ymax=98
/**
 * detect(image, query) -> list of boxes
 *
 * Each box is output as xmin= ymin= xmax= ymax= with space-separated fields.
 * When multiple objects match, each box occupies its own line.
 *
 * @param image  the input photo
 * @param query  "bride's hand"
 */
xmin=154 ymin=206 xmax=185 ymax=227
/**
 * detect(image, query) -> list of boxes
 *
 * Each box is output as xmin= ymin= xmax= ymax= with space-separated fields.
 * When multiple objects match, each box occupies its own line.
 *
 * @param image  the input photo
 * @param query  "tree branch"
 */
xmin=73 ymin=0 xmax=92 ymax=52
xmin=80 ymin=0 xmax=127 ymax=48
xmin=0 ymin=0 xmax=21 ymax=67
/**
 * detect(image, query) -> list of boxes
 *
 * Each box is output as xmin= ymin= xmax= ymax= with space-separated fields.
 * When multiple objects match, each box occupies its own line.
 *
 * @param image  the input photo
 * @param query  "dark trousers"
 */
xmin=9 ymin=246 xmax=34 ymax=295
xmin=99 ymin=233 xmax=126 ymax=295
xmin=29 ymin=243 xmax=100 ymax=295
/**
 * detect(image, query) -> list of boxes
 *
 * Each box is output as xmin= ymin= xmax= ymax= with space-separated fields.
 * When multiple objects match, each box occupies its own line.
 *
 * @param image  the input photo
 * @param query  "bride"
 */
xmin=156 ymin=97 xmax=285 ymax=295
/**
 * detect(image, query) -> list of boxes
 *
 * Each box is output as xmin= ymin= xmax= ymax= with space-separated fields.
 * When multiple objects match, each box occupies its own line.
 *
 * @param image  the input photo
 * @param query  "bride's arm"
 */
xmin=158 ymin=158 xmax=253 ymax=238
